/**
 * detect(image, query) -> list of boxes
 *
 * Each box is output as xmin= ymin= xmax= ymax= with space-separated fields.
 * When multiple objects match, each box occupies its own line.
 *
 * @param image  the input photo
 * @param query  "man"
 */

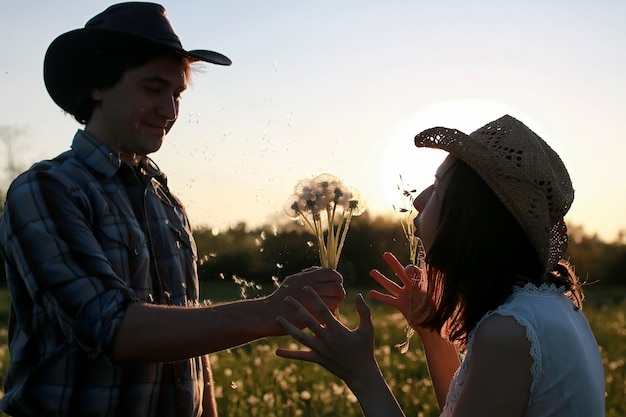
xmin=0 ymin=3 xmax=344 ymax=416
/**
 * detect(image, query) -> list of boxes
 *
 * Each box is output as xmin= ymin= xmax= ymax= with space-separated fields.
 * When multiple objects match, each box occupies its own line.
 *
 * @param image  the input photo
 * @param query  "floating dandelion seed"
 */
xmin=272 ymin=276 xmax=281 ymax=288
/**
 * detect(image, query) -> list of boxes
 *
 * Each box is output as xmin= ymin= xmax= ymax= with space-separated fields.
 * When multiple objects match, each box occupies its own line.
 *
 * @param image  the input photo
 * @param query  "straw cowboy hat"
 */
xmin=415 ymin=115 xmax=574 ymax=271
xmin=44 ymin=2 xmax=231 ymax=115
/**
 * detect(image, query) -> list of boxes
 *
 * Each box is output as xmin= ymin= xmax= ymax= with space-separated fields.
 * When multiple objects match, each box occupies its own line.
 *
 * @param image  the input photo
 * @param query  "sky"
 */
xmin=1 ymin=1 xmax=625 ymax=241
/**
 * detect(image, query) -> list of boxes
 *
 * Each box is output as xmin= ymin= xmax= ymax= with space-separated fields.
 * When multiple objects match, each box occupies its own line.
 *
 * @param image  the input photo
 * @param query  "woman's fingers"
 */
xmin=369 ymin=269 xmax=402 ymax=294
xmin=368 ymin=289 xmax=402 ymax=309
xmin=382 ymin=252 xmax=413 ymax=285
xmin=354 ymin=293 xmax=374 ymax=334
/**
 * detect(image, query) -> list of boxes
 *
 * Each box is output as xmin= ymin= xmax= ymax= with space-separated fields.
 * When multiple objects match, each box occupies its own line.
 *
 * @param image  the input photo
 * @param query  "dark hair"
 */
xmin=417 ymin=159 xmax=583 ymax=346
xmin=70 ymin=40 xmax=191 ymax=124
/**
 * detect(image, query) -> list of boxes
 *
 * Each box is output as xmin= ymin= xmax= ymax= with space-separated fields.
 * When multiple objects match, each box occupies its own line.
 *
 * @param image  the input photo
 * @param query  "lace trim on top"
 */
xmin=512 ymin=282 xmax=566 ymax=296
xmin=440 ymin=283 xmax=565 ymax=416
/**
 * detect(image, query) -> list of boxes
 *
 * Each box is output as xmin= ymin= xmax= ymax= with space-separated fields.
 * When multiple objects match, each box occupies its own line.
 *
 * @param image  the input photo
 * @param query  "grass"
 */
xmin=0 ymin=284 xmax=624 ymax=416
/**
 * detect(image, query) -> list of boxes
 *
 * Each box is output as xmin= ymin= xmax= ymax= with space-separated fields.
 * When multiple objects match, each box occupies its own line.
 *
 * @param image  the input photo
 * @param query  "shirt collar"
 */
xmin=70 ymin=130 xmax=165 ymax=183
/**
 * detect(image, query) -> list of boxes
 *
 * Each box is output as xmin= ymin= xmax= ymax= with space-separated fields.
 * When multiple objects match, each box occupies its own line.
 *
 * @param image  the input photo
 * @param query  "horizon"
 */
xmin=1 ymin=1 xmax=625 ymax=242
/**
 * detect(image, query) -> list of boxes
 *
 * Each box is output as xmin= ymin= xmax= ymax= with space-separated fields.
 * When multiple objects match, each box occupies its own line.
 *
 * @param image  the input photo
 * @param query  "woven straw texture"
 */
xmin=414 ymin=115 xmax=574 ymax=271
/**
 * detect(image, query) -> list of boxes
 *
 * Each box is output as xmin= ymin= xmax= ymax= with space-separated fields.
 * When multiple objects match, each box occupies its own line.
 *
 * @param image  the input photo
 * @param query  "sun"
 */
xmin=364 ymin=98 xmax=534 ymax=216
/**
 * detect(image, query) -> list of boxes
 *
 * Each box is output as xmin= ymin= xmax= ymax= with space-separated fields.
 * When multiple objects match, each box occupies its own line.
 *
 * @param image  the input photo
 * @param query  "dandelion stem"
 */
xmin=335 ymin=210 xmax=353 ymax=266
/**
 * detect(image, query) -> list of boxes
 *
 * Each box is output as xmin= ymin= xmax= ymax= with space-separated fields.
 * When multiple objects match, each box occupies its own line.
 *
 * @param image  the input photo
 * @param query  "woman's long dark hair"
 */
xmin=417 ymin=159 xmax=583 ymax=346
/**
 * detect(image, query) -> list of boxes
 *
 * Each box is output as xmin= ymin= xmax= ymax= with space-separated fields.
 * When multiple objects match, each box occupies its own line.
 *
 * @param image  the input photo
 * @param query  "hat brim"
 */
xmin=44 ymin=28 xmax=231 ymax=114
xmin=414 ymin=115 xmax=574 ymax=270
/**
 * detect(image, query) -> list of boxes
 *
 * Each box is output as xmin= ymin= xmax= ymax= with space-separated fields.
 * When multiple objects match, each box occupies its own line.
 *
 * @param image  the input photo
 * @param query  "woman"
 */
xmin=275 ymin=115 xmax=605 ymax=416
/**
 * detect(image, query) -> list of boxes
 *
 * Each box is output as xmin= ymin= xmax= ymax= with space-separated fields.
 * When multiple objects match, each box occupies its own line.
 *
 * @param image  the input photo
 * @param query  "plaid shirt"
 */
xmin=0 ymin=130 xmax=207 ymax=417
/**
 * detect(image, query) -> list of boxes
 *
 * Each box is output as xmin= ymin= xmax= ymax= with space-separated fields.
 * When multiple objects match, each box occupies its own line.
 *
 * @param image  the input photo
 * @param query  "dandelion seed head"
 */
xmin=283 ymin=199 xmax=301 ymax=218
xmin=286 ymin=172 xmax=365 ymax=268
xmin=304 ymin=198 xmax=317 ymax=212
xmin=332 ymin=187 xmax=344 ymax=204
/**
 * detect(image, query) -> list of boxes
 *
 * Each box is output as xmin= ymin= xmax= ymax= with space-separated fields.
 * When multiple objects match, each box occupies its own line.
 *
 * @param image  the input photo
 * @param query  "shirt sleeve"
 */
xmin=1 ymin=163 xmax=136 ymax=360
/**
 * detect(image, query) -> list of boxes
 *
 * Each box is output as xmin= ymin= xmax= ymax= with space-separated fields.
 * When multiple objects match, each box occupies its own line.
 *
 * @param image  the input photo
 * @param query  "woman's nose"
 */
xmin=413 ymin=185 xmax=434 ymax=212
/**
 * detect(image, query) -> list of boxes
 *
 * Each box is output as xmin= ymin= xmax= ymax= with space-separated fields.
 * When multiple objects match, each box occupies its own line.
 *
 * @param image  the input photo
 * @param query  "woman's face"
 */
xmin=413 ymin=155 xmax=457 ymax=253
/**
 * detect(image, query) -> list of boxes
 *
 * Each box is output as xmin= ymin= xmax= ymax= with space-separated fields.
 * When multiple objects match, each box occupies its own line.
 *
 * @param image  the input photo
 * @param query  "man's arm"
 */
xmin=111 ymin=267 xmax=344 ymax=362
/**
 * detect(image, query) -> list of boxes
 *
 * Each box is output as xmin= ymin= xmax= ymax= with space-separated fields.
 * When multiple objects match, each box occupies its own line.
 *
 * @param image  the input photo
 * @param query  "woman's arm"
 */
xmin=368 ymin=252 xmax=460 ymax=409
xmin=276 ymin=290 xmax=406 ymax=417
xmin=415 ymin=329 xmax=460 ymax=409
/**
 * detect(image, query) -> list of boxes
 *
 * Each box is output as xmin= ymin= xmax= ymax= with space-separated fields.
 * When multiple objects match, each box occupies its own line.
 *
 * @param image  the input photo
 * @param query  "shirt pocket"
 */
xmin=163 ymin=219 xmax=198 ymax=263
xmin=96 ymin=210 xmax=150 ymax=284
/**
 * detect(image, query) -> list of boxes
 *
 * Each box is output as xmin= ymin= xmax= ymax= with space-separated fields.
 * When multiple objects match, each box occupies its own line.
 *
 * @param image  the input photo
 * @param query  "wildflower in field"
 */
xmin=393 ymin=175 xmax=425 ymax=353
xmin=284 ymin=173 xmax=365 ymax=269
xmin=393 ymin=175 xmax=424 ymax=267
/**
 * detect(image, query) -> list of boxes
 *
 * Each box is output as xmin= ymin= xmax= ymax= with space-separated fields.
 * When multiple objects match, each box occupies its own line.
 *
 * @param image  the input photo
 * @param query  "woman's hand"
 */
xmin=369 ymin=252 xmax=430 ymax=330
xmin=276 ymin=287 xmax=409 ymax=417
xmin=275 ymin=287 xmax=380 ymax=389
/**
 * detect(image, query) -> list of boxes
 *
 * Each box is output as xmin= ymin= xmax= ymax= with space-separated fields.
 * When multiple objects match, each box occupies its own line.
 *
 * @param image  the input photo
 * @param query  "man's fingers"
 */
xmin=308 ymin=268 xmax=343 ymax=283
xmin=308 ymin=281 xmax=346 ymax=299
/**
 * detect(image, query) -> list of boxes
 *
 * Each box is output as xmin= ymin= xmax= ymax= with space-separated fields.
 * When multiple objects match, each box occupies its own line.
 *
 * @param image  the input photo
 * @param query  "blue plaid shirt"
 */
xmin=0 ymin=130 xmax=208 ymax=416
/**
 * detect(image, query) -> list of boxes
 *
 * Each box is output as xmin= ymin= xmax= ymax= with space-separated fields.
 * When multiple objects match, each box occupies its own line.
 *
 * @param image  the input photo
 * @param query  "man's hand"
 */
xmin=268 ymin=267 xmax=345 ymax=330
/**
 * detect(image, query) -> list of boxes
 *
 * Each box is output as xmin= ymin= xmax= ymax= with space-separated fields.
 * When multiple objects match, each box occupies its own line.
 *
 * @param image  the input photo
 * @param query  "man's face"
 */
xmin=87 ymin=55 xmax=188 ymax=162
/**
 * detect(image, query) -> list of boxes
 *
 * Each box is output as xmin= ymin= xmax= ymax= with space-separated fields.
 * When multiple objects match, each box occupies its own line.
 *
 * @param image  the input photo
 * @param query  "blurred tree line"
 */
xmin=0 ymin=125 xmax=624 ymax=289
xmin=192 ymin=213 xmax=626 ymax=290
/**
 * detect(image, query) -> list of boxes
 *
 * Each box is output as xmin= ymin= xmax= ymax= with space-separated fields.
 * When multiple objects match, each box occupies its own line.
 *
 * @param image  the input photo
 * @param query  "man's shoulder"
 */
xmin=8 ymin=149 xmax=97 ymax=196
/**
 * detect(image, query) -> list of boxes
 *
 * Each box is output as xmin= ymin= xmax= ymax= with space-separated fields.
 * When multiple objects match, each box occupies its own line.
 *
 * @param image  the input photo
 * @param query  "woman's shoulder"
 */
xmin=474 ymin=314 xmax=528 ymax=343
xmin=472 ymin=314 xmax=534 ymax=367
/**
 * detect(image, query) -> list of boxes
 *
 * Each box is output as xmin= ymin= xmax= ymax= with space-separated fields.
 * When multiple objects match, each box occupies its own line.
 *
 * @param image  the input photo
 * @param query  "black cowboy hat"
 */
xmin=44 ymin=2 xmax=231 ymax=115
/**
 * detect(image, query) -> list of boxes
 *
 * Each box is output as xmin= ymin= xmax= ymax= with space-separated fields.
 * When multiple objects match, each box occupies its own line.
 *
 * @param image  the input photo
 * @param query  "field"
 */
xmin=0 ymin=285 xmax=624 ymax=416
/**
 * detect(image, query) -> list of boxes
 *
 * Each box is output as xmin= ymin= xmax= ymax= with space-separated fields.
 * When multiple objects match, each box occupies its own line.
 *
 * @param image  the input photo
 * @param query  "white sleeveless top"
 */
xmin=441 ymin=284 xmax=605 ymax=417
